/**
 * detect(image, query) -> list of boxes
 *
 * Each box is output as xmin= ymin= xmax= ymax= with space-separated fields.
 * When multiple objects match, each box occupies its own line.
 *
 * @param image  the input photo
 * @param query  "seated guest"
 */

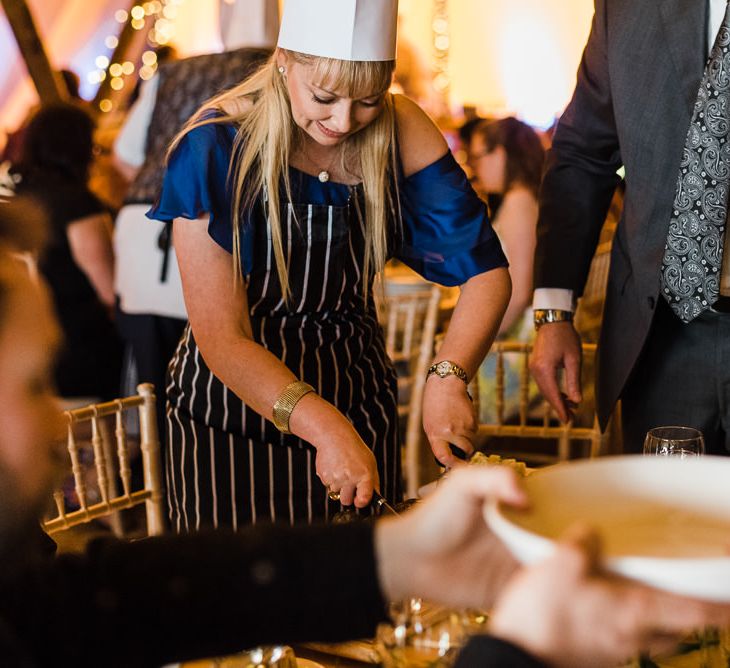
xmin=0 ymin=200 xmax=725 ymax=668
xmin=468 ymin=118 xmax=544 ymax=424
xmin=8 ymin=102 xmax=122 ymax=401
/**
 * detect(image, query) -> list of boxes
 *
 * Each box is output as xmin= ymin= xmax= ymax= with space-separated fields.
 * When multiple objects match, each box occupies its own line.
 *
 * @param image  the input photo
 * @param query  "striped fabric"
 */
xmin=165 ymin=187 xmax=401 ymax=530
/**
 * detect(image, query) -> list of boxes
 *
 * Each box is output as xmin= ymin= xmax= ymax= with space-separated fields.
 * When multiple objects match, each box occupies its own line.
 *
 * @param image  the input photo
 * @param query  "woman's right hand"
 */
xmin=313 ymin=423 xmax=380 ymax=508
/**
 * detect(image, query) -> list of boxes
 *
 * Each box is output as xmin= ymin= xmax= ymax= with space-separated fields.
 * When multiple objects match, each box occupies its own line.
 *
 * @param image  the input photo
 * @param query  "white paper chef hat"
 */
xmin=277 ymin=0 xmax=398 ymax=62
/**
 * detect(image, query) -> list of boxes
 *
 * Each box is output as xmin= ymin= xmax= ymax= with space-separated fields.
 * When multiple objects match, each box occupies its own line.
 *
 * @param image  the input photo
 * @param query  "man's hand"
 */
xmin=374 ymin=467 xmax=527 ymax=610
xmin=529 ymin=321 xmax=582 ymax=423
xmin=487 ymin=525 xmax=730 ymax=667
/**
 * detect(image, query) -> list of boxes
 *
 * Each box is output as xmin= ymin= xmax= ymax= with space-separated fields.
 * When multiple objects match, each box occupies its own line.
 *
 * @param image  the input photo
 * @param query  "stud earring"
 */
xmin=278 ymin=66 xmax=286 ymax=74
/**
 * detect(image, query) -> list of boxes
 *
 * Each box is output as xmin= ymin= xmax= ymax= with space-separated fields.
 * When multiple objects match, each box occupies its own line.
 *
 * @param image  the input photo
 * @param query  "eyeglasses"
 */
xmin=466 ymin=149 xmax=491 ymax=165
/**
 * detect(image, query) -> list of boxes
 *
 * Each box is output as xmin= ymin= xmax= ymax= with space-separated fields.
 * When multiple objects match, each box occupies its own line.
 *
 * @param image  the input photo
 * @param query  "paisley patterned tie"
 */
xmin=661 ymin=1 xmax=730 ymax=322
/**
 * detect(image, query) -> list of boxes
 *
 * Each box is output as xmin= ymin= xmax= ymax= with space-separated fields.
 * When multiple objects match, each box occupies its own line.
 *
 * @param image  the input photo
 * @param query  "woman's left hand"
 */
xmin=422 ymin=374 xmax=477 ymax=467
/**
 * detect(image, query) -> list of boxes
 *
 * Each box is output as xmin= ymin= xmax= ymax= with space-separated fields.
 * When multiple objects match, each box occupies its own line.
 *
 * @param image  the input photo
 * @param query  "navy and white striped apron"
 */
xmin=165 ymin=186 xmax=401 ymax=530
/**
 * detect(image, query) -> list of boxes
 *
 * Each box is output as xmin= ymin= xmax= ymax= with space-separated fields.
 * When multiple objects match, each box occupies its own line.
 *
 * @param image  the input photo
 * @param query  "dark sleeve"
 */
xmin=455 ymin=635 xmax=548 ymax=668
xmin=60 ymin=186 xmax=106 ymax=227
xmin=0 ymin=523 xmax=387 ymax=668
xmin=534 ymin=0 xmax=622 ymax=294
xmin=396 ymin=152 xmax=508 ymax=287
xmin=22 ymin=179 xmax=106 ymax=231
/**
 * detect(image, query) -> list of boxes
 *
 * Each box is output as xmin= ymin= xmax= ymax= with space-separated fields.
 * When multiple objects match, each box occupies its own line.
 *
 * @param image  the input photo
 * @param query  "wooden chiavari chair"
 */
xmin=379 ymin=284 xmax=442 ymax=498
xmin=474 ymin=342 xmax=610 ymax=464
xmin=44 ymin=383 xmax=165 ymax=537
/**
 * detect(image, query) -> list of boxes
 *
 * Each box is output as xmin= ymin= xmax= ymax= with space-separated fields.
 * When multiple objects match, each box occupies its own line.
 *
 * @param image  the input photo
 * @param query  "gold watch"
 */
xmin=533 ymin=308 xmax=573 ymax=330
xmin=427 ymin=360 xmax=468 ymax=385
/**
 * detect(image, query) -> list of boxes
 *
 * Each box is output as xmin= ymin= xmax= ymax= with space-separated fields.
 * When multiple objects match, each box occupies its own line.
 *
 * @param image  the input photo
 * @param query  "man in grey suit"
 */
xmin=530 ymin=0 xmax=730 ymax=454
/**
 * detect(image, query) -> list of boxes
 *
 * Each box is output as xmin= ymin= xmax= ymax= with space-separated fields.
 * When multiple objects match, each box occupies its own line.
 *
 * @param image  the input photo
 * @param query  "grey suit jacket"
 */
xmin=535 ymin=0 xmax=709 ymax=428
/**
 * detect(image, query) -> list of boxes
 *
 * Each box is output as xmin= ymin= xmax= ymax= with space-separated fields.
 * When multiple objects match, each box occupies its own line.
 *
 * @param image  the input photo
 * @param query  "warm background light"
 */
xmin=0 ymin=0 xmax=594 ymax=146
xmin=399 ymin=0 xmax=594 ymax=127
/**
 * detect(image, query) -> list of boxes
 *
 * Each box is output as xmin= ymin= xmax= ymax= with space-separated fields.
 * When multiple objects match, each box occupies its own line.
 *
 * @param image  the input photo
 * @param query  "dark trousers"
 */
xmin=621 ymin=298 xmax=730 ymax=455
xmin=116 ymin=310 xmax=187 ymax=438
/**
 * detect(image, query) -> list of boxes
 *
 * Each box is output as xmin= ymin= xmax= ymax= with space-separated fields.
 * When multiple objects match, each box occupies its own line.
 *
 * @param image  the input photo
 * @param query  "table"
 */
xmin=181 ymin=641 xmax=377 ymax=668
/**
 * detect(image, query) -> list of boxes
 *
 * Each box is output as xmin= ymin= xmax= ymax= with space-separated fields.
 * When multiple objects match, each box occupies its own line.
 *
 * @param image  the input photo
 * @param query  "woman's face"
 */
xmin=0 ymin=269 xmax=64 ymax=515
xmin=469 ymin=135 xmax=507 ymax=194
xmin=278 ymin=53 xmax=386 ymax=147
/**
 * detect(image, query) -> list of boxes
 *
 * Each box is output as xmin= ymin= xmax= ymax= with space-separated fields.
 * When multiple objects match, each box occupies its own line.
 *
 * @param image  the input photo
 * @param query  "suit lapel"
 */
xmin=659 ymin=0 xmax=708 ymax=112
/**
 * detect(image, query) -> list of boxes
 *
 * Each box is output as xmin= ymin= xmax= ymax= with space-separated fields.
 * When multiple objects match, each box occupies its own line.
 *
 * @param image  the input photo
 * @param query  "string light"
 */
xmin=89 ymin=0 xmax=186 ymax=112
xmin=432 ymin=0 xmax=451 ymax=102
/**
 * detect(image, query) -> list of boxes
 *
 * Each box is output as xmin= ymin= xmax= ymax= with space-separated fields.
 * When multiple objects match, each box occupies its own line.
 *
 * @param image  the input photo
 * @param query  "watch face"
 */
xmin=436 ymin=361 xmax=452 ymax=377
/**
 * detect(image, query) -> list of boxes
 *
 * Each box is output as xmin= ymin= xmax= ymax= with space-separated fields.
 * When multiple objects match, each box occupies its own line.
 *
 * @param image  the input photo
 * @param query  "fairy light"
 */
xmin=89 ymin=0 xmax=186 ymax=113
xmin=432 ymin=0 xmax=451 ymax=102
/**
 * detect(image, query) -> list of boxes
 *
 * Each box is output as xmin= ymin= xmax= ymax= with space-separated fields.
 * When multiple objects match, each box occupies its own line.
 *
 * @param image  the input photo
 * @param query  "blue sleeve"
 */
xmin=147 ymin=122 xmax=253 ymax=271
xmin=396 ymin=151 xmax=508 ymax=286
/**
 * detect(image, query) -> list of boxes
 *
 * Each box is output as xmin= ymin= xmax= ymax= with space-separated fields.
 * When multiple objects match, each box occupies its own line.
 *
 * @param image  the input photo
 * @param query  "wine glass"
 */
xmin=641 ymin=425 xmax=709 ymax=664
xmin=642 ymin=426 xmax=704 ymax=458
xmin=376 ymin=600 xmax=487 ymax=668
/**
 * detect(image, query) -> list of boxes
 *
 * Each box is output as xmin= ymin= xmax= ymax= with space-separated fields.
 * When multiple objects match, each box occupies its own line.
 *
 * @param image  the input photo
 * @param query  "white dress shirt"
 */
xmin=533 ymin=0 xmax=728 ymax=312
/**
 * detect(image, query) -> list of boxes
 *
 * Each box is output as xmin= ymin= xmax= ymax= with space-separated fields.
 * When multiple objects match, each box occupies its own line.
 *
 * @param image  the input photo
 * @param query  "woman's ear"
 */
xmin=275 ymin=49 xmax=289 ymax=73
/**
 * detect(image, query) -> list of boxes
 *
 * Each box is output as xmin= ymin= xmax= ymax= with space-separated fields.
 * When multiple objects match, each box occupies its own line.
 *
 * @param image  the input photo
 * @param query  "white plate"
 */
xmin=484 ymin=455 xmax=730 ymax=601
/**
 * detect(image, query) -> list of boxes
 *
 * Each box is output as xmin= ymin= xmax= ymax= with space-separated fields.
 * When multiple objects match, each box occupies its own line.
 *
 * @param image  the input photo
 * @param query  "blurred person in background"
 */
xmin=469 ymin=118 xmax=544 ymax=424
xmin=9 ymin=102 xmax=122 ymax=401
xmin=0 ymin=69 xmax=84 ymax=166
xmin=469 ymin=118 xmax=544 ymax=336
xmin=112 ymin=0 xmax=276 ymax=437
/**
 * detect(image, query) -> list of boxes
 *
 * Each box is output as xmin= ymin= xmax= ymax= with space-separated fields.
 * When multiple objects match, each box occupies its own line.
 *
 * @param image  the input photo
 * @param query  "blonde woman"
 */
xmin=149 ymin=0 xmax=511 ymax=530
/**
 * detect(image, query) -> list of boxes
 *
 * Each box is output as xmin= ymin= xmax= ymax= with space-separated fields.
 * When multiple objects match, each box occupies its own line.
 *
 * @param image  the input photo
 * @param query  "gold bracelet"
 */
xmin=272 ymin=381 xmax=315 ymax=434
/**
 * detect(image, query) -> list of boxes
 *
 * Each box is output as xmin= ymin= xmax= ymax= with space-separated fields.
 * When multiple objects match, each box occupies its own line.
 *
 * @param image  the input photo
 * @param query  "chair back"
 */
xmin=475 ymin=342 xmax=608 ymax=463
xmin=44 ymin=383 xmax=165 ymax=537
xmin=379 ymin=284 xmax=442 ymax=498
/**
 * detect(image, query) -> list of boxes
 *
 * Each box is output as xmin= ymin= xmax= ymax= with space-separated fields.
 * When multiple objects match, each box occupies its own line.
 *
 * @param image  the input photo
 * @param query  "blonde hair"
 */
xmin=170 ymin=51 xmax=397 ymax=301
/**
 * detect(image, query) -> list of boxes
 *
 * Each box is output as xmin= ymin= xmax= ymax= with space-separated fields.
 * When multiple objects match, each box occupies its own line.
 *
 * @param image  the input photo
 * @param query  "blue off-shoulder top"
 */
xmin=148 ymin=121 xmax=507 ymax=286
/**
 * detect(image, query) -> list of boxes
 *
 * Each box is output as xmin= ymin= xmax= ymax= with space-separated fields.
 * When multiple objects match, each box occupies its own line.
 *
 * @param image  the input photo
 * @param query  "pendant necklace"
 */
xmin=302 ymin=142 xmax=341 ymax=183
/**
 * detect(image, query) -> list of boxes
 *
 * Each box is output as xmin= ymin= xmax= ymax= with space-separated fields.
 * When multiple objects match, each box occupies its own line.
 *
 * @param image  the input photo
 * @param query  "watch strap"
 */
xmin=533 ymin=308 xmax=573 ymax=330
